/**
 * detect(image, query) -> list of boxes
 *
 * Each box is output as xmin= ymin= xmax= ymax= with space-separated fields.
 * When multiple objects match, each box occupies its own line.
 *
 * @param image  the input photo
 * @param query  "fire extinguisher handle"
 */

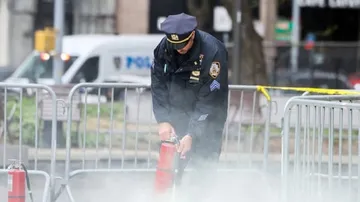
xmin=7 ymin=159 xmax=18 ymax=168
xmin=170 ymin=135 xmax=180 ymax=145
xmin=8 ymin=159 xmax=17 ymax=164
xmin=162 ymin=135 xmax=180 ymax=145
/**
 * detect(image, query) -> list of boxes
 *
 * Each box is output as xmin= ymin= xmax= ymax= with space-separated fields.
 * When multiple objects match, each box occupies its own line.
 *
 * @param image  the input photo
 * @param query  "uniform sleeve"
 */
xmin=151 ymin=47 xmax=171 ymax=123
xmin=186 ymin=50 xmax=228 ymax=138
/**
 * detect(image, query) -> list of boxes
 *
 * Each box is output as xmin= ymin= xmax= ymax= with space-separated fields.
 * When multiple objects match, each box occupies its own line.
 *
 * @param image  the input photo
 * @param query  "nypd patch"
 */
xmin=209 ymin=62 xmax=220 ymax=79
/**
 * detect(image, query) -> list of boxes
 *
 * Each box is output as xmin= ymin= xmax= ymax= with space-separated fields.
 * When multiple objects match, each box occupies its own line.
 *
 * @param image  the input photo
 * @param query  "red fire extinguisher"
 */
xmin=7 ymin=160 xmax=33 ymax=202
xmin=154 ymin=136 xmax=180 ymax=194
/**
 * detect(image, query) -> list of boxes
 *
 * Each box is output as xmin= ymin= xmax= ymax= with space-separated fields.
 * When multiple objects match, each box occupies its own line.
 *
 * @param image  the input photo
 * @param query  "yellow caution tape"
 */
xmin=255 ymin=85 xmax=360 ymax=101
xmin=256 ymin=86 xmax=271 ymax=101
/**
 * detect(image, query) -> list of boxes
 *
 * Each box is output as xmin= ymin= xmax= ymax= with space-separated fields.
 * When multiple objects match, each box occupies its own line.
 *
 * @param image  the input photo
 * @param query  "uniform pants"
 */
xmin=172 ymin=121 xmax=224 ymax=186
xmin=168 ymin=128 xmax=223 ymax=202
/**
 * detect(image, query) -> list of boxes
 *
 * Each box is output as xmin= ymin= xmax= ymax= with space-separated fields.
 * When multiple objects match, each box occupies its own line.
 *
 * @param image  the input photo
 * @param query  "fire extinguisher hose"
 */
xmin=166 ymin=136 xmax=181 ymax=186
xmin=20 ymin=163 xmax=34 ymax=202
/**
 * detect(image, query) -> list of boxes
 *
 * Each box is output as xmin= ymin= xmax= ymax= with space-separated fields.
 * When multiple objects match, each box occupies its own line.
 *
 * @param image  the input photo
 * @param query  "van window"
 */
xmin=71 ymin=56 xmax=99 ymax=83
xmin=11 ymin=52 xmax=77 ymax=81
xmin=295 ymin=78 xmax=350 ymax=89
xmin=312 ymin=78 xmax=350 ymax=89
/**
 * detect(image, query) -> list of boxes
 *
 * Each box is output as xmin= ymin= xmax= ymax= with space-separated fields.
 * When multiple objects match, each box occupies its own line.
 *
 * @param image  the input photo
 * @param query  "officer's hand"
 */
xmin=158 ymin=122 xmax=175 ymax=141
xmin=177 ymin=135 xmax=192 ymax=159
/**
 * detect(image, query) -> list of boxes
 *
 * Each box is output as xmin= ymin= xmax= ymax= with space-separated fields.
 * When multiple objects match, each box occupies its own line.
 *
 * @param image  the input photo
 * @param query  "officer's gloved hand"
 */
xmin=158 ymin=122 xmax=175 ymax=141
xmin=177 ymin=135 xmax=192 ymax=159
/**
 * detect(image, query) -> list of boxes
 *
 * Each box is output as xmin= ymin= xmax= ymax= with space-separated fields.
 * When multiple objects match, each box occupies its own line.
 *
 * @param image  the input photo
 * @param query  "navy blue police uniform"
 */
xmin=151 ymin=13 xmax=228 ymax=175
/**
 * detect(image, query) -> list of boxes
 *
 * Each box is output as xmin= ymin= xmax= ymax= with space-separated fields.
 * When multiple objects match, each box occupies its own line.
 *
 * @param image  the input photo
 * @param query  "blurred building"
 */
xmin=116 ymin=0 xmax=149 ymax=34
xmin=0 ymin=0 xmax=237 ymax=69
xmin=0 ymin=0 xmax=149 ymax=68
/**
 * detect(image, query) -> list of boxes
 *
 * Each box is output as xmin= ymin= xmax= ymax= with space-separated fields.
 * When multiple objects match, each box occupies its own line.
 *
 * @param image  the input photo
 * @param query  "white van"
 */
xmin=5 ymin=34 xmax=165 ymax=98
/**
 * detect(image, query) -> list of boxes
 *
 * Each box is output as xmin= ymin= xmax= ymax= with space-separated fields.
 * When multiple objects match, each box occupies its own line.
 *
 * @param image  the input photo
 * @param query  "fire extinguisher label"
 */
xmin=8 ymin=174 xmax=13 ymax=192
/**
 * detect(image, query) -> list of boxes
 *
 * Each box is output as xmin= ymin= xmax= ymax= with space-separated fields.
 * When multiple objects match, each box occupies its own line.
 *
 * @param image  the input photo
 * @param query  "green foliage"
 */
xmin=3 ymin=95 xmax=124 ymax=147
xmin=70 ymin=131 xmax=107 ymax=148
xmin=5 ymin=96 xmax=37 ymax=146
xmin=84 ymin=101 xmax=124 ymax=119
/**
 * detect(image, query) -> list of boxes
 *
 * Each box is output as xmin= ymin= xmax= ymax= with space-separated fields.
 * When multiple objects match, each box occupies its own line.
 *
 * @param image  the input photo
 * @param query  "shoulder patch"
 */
xmin=209 ymin=61 xmax=220 ymax=79
xmin=210 ymin=80 xmax=220 ymax=91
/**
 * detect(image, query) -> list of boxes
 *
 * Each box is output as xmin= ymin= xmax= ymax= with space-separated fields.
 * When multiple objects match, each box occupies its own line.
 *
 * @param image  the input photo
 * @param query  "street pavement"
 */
xmin=0 ymin=162 xmax=283 ymax=202
xmin=0 ymin=159 xmax=359 ymax=202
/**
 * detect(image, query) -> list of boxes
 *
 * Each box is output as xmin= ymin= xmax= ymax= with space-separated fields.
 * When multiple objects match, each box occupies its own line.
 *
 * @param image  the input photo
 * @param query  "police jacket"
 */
xmin=151 ymin=30 xmax=228 ymax=138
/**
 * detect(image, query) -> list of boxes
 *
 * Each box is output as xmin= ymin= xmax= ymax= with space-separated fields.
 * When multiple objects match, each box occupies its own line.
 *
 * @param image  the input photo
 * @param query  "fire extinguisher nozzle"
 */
xmin=171 ymin=136 xmax=180 ymax=145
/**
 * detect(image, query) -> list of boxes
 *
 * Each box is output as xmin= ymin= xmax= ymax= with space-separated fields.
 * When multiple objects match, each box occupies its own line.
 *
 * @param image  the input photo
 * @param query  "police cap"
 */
xmin=160 ymin=13 xmax=197 ymax=50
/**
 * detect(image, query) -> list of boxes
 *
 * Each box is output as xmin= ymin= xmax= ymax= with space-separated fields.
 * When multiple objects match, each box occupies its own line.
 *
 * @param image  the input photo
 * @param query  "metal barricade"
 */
xmin=281 ymin=95 xmax=360 ymax=202
xmin=53 ymin=83 xmax=278 ymax=202
xmin=0 ymin=83 xmax=58 ymax=202
xmin=224 ymin=85 xmax=273 ymax=171
xmin=5 ymin=81 xmax=360 ymax=202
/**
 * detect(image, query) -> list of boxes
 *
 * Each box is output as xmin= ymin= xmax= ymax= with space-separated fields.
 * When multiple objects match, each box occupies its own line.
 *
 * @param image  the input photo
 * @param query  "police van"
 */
xmin=5 ymin=34 xmax=165 ymax=99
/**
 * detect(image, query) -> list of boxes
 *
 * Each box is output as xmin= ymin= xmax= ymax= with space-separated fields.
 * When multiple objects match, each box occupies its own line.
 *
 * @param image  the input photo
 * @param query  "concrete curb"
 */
xmin=27 ymin=148 xmax=359 ymax=164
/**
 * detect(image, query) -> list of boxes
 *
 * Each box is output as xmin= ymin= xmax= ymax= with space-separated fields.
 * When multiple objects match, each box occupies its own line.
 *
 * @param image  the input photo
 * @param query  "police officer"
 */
xmin=151 ymin=13 xmax=229 ymax=185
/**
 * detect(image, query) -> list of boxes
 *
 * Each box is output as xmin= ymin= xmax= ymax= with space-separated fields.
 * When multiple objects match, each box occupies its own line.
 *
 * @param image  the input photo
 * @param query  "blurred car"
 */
xmin=269 ymin=70 xmax=354 ymax=95
xmin=0 ymin=66 xmax=15 ymax=81
xmin=348 ymin=72 xmax=360 ymax=89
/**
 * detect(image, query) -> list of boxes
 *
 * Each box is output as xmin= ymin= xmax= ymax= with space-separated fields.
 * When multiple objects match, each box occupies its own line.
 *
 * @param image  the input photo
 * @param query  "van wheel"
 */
xmin=105 ymin=88 xmax=125 ymax=102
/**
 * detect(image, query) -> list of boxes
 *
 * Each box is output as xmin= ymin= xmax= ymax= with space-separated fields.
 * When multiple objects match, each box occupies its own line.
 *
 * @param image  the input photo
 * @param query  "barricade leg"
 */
xmin=224 ymin=86 xmax=273 ymax=170
xmin=0 ymin=84 xmax=58 ymax=202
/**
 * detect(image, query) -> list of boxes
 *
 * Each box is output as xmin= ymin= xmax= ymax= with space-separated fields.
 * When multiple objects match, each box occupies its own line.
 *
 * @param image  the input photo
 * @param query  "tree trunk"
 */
xmin=222 ymin=0 xmax=268 ymax=85
xmin=186 ymin=0 xmax=212 ymax=30
xmin=188 ymin=0 xmax=267 ymax=84
xmin=222 ymin=0 xmax=267 ymax=123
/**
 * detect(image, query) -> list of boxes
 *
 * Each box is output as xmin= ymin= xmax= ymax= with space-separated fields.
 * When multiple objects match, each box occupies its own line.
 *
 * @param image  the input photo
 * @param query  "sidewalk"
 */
xmin=27 ymin=148 xmax=359 ymax=164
